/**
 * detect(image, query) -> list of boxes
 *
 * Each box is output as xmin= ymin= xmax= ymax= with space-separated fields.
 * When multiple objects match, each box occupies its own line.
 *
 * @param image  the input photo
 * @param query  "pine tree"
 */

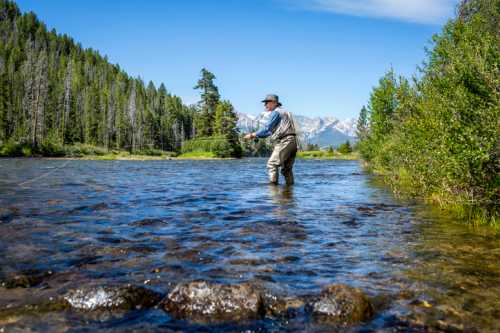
xmin=356 ymin=105 xmax=369 ymax=140
xmin=0 ymin=0 xmax=234 ymax=156
xmin=194 ymin=68 xmax=220 ymax=137
xmin=128 ymin=81 xmax=137 ymax=152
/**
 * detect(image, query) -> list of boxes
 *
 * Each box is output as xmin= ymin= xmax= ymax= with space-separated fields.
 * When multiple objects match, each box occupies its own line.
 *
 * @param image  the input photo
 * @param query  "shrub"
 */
xmin=338 ymin=141 xmax=353 ymax=154
xmin=357 ymin=0 xmax=499 ymax=224
xmin=39 ymin=140 xmax=65 ymax=157
xmin=182 ymin=135 xmax=242 ymax=158
xmin=0 ymin=140 xmax=30 ymax=157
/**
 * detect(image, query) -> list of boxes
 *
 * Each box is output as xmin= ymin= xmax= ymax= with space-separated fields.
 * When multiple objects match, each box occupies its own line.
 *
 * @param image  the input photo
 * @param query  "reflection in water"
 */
xmin=0 ymin=158 xmax=498 ymax=332
xmin=268 ymin=184 xmax=295 ymax=206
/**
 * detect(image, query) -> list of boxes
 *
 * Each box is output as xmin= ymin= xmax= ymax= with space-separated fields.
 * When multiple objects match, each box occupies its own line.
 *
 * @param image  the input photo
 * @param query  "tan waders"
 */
xmin=266 ymin=134 xmax=298 ymax=185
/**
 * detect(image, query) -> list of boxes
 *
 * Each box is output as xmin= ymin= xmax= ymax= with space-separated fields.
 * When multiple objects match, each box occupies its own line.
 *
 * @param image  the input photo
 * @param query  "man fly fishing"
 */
xmin=244 ymin=94 xmax=298 ymax=185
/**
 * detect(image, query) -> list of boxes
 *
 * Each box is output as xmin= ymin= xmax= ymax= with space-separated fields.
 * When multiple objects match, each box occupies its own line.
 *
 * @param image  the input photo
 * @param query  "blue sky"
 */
xmin=16 ymin=0 xmax=458 ymax=119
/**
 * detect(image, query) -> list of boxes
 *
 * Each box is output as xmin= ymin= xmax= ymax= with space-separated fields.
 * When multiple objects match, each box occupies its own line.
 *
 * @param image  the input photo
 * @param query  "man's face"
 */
xmin=264 ymin=100 xmax=278 ymax=111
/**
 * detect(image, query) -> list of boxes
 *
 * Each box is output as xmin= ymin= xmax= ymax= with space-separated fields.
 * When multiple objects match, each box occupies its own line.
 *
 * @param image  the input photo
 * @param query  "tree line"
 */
xmin=0 ymin=0 xmax=243 ymax=157
xmin=356 ymin=0 xmax=499 ymax=224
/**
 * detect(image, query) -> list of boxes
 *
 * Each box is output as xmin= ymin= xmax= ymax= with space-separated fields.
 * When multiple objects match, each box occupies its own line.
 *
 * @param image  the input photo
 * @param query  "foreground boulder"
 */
xmin=163 ymin=281 xmax=263 ymax=322
xmin=260 ymin=291 xmax=305 ymax=318
xmin=307 ymin=284 xmax=374 ymax=324
xmin=63 ymin=284 xmax=162 ymax=311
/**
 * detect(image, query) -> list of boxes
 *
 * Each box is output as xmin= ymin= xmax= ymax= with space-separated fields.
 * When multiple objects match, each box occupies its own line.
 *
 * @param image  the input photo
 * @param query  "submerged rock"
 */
xmin=307 ymin=284 xmax=374 ymax=325
xmin=63 ymin=284 xmax=162 ymax=311
xmin=1 ymin=269 xmax=53 ymax=288
xmin=163 ymin=281 xmax=263 ymax=322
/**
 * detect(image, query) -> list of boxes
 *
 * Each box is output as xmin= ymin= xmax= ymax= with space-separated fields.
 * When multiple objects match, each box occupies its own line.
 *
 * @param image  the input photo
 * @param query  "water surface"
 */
xmin=0 ymin=158 xmax=498 ymax=332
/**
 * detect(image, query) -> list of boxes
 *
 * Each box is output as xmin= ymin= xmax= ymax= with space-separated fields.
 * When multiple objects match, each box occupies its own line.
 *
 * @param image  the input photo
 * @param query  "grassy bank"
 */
xmin=177 ymin=151 xmax=219 ymax=159
xmin=0 ymin=142 xmax=179 ymax=160
xmin=297 ymin=150 xmax=359 ymax=160
xmin=367 ymin=164 xmax=498 ymax=229
xmin=0 ymin=141 xmax=241 ymax=160
xmin=181 ymin=136 xmax=242 ymax=158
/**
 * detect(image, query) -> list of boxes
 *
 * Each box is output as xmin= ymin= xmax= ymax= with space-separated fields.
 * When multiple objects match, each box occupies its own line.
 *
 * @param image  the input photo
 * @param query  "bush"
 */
xmin=136 ymin=147 xmax=172 ymax=156
xmin=338 ymin=141 xmax=353 ymax=154
xmin=0 ymin=140 xmax=32 ymax=157
xmin=39 ymin=139 xmax=65 ymax=157
xmin=182 ymin=135 xmax=242 ymax=158
xmin=357 ymin=0 xmax=499 ymax=224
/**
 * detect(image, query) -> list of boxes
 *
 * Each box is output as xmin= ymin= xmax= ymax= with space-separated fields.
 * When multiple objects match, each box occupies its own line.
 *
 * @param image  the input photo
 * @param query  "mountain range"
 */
xmin=237 ymin=112 xmax=358 ymax=148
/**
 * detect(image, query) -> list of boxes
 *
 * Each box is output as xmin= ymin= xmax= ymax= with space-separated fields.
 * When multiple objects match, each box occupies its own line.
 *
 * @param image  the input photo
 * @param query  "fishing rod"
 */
xmin=183 ymin=112 xmax=268 ymax=142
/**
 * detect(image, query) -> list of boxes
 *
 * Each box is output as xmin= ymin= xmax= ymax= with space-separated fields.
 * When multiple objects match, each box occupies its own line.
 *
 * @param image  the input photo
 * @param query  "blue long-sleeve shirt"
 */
xmin=255 ymin=110 xmax=281 ymax=138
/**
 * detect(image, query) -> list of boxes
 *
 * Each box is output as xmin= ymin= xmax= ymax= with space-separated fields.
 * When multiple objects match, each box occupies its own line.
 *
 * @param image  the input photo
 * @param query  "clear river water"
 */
xmin=0 ymin=158 xmax=498 ymax=332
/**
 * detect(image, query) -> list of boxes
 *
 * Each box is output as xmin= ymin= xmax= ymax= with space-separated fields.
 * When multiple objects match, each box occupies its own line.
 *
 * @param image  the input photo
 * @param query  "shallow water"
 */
xmin=0 ymin=158 xmax=498 ymax=332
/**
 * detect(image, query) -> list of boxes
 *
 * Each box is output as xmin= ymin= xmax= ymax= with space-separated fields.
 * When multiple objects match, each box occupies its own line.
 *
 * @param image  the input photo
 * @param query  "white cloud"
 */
xmin=285 ymin=0 xmax=459 ymax=24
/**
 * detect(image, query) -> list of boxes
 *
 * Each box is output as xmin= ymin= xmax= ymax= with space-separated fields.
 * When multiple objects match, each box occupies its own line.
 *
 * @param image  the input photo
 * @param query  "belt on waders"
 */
xmin=278 ymin=133 xmax=296 ymax=140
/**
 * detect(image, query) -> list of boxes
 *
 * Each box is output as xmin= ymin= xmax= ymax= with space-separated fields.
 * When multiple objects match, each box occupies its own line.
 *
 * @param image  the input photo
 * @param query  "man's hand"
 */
xmin=244 ymin=133 xmax=255 ymax=140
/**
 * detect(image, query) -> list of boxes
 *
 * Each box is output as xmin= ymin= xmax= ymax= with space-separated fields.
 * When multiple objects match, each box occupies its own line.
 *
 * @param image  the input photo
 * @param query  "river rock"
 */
xmin=1 ymin=269 xmax=53 ymax=288
xmin=307 ymin=284 xmax=374 ymax=324
xmin=63 ymin=284 xmax=162 ymax=311
xmin=163 ymin=281 xmax=263 ymax=322
xmin=261 ymin=291 xmax=305 ymax=318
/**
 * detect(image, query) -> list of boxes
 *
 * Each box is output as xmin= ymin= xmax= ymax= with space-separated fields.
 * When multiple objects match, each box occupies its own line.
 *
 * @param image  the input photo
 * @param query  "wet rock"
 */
xmin=356 ymin=206 xmax=377 ymax=216
xmin=163 ymin=281 xmax=263 ymax=322
xmin=261 ymin=291 xmax=304 ymax=318
xmin=63 ymin=284 xmax=162 ymax=311
xmin=130 ymin=218 xmax=168 ymax=227
xmin=127 ymin=245 xmax=158 ymax=254
xmin=0 ymin=206 xmax=20 ymax=223
xmin=1 ymin=269 xmax=54 ymax=288
xmin=410 ymin=298 xmax=433 ymax=308
xmin=0 ymin=301 xmax=70 ymax=322
xmin=306 ymin=284 xmax=374 ymax=325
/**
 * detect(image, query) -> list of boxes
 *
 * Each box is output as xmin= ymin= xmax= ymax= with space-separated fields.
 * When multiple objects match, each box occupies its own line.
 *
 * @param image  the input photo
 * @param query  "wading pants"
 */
xmin=267 ymin=135 xmax=298 ymax=185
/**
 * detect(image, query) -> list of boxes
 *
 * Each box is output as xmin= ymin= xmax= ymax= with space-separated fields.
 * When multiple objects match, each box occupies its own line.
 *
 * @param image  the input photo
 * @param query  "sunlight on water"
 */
xmin=0 ymin=158 xmax=498 ymax=332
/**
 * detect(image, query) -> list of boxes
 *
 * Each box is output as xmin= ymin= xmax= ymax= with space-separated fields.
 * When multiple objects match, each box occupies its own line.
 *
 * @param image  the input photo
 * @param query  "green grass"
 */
xmin=176 ymin=151 xmax=218 ymax=159
xmin=297 ymin=150 xmax=359 ymax=160
xmin=79 ymin=151 xmax=176 ymax=160
xmin=0 ymin=141 xmax=177 ymax=160
xmin=367 ymin=164 xmax=499 ymax=228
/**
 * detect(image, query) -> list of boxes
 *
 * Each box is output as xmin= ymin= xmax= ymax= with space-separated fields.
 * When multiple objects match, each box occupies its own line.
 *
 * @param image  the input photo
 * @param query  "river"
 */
xmin=0 ymin=158 xmax=498 ymax=332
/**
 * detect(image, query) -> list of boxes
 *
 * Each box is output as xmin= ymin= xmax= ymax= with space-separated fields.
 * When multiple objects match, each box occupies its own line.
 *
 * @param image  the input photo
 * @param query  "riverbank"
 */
xmin=297 ymin=150 xmax=359 ymax=160
xmin=365 ymin=163 xmax=498 ymax=228
xmin=0 ymin=142 xmax=233 ymax=160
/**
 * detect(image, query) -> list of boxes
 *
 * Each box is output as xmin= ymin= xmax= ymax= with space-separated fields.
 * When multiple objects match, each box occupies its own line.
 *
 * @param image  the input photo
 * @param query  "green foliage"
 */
xmin=38 ymin=137 xmax=65 ymax=157
xmin=136 ymin=147 xmax=170 ymax=156
xmin=357 ymin=0 xmax=499 ymax=225
xmin=0 ymin=140 xmax=31 ymax=157
xmin=356 ymin=106 xmax=369 ymax=141
xmin=0 ymin=1 xmax=247 ymax=158
xmin=181 ymin=135 xmax=241 ymax=158
xmin=305 ymin=143 xmax=320 ymax=151
xmin=61 ymin=144 xmax=107 ymax=157
xmin=194 ymin=68 xmax=220 ymax=137
xmin=241 ymin=137 xmax=273 ymax=157
xmin=177 ymin=151 xmax=216 ymax=159
xmin=297 ymin=150 xmax=358 ymax=160
xmin=338 ymin=140 xmax=353 ymax=154
xmin=0 ymin=0 xmax=195 ymax=155
xmin=214 ymin=101 xmax=238 ymax=137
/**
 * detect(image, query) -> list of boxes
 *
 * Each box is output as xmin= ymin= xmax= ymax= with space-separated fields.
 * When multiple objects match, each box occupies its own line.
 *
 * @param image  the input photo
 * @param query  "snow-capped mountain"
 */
xmin=237 ymin=112 xmax=357 ymax=148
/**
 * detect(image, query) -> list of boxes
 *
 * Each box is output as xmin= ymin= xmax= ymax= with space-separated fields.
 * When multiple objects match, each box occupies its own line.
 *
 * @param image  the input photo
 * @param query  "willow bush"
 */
xmin=358 ymin=0 xmax=499 ymax=224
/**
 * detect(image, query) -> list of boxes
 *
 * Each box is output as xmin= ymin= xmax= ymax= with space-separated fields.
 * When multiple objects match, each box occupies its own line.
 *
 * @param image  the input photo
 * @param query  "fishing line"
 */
xmin=18 ymin=160 xmax=71 ymax=187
